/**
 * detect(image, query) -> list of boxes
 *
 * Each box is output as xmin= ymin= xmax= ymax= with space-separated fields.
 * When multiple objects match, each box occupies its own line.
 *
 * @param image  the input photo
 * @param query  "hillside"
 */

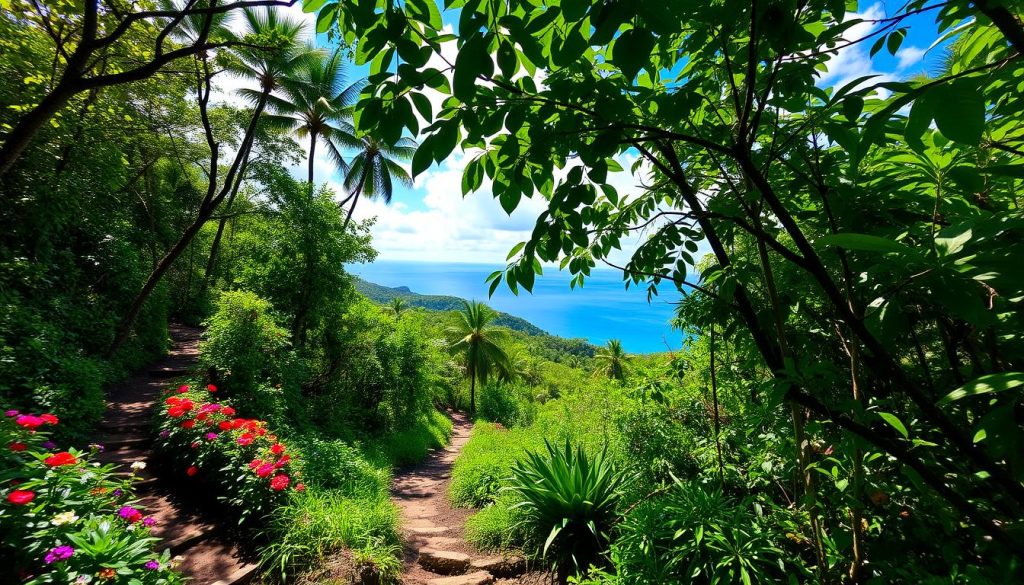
xmin=353 ymin=277 xmax=597 ymax=360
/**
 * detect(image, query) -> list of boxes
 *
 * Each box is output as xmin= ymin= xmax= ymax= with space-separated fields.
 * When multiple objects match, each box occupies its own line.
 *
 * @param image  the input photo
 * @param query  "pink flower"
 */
xmin=205 ymin=432 xmax=218 ymax=440
xmin=177 ymin=385 xmax=189 ymax=394
xmin=237 ymin=433 xmax=254 ymax=446
xmin=256 ymin=463 xmax=275 ymax=478
xmin=15 ymin=415 xmax=43 ymax=429
xmin=269 ymin=474 xmax=290 ymax=491
xmin=117 ymin=506 xmax=143 ymax=523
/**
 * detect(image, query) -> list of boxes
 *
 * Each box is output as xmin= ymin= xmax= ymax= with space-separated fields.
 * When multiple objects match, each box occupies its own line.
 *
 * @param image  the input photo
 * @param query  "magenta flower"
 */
xmin=144 ymin=560 xmax=161 ymax=570
xmin=205 ymin=432 xmax=218 ymax=440
xmin=143 ymin=517 xmax=157 ymax=527
xmin=4 ymin=409 xmax=18 ymax=417
xmin=45 ymin=545 xmax=74 ymax=564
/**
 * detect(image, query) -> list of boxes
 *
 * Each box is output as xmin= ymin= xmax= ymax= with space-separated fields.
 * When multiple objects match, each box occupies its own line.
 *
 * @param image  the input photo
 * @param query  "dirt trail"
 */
xmin=392 ymin=412 xmax=542 ymax=585
xmin=95 ymin=324 xmax=257 ymax=585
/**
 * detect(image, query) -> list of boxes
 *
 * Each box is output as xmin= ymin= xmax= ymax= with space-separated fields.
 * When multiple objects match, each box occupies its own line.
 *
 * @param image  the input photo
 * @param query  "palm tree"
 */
xmin=595 ymin=339 xmax=629 ymax=382
xmin=447 ymin=301 xmax=511 ymax=413
xmin=339 ymin=135 xmax=416 ymax=231
xmin=263 ymin=49 xmax=362 ymax=186
xmin=389 ymin=297 xmax=408 ymax=319
xmin=203 ymin=7 xmax=313 ymax=288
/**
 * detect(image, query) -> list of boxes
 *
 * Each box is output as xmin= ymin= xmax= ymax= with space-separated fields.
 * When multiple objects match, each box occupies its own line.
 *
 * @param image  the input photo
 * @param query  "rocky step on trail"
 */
xmin=392 ymin=412 xmax=539 ymax=585
xmin=94 ymin=324 xmax=257 ymax=585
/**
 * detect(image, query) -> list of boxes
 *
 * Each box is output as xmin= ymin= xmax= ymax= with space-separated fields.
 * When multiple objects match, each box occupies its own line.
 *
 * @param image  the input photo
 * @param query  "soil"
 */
xmin=390 ymin=412 xmax=551 ymax=585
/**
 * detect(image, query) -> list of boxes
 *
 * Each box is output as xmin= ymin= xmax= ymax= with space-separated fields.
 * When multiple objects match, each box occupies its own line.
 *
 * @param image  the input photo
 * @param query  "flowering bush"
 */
xmin=0 ymin=409 xmax=181 ymax=584
xmin=153 ymin=384 xmax=303 ymax=524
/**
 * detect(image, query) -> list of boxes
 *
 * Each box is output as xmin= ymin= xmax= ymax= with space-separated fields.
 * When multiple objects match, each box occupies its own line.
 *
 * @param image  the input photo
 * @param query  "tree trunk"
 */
xmin=308 ymin=133 xmax=317 ymax=186
xmin=469 ymin=371 xmax=476 ymax=414
xmin=0 ymin=84 xmax=78 ymax=177
xmin=108 ymin=88 xmax=267 ymax=356
xmin=202 ymin=153 xmax=251 ymax=290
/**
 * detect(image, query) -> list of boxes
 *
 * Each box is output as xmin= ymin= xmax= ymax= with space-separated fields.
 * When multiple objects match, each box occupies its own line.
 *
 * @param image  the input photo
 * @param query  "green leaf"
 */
xmin=410 ymin=92 xmax=432 ymax=121
xmin=817 ymin=233 xmax=910 ymax=254
xmin=454 ymin=34 xmax=487 ymax=101
xmin=931 ymin=80 xmax=985 ymax=145
xmin=612 ymin=28 xmax=656 ymax=81
xmin=315 ymin=7 xmax=336 ymax=33
xmin=886 ymin=28 xmax=906 ymax=56
xmin=407 ymin=0 xmax=442 ymax=29
xmin=497 ymin=41 xmax=518 ymax=78
xmin=303 ymin=0 xmax=329 ymax=13
xmin=938 ymin=372 xmax=1024 ymax=406
xmin=878 ymin=412 xmax=909 ymax=439
xmin=411 ymin=138 xmax=434 ymax=178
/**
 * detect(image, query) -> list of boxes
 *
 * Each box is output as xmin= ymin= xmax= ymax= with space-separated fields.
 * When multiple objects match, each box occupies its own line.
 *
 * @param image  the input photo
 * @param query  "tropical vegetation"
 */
xmin=2 ymin=0 xmax=1024 ymax=583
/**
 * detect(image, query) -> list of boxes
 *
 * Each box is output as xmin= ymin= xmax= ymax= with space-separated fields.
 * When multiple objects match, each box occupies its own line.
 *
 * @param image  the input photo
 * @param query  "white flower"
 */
xmin=75 ymin=575 xmax=90 ymax=584
xmin=126 ymin=524 xmax=137 ymax=532
xmin=130 ymin=461 xmax=147 ymax=472
xmin=91 ymin=462 xmax=100 ymax=467
xmin=51 ymin=511 xmax=79 ymax=526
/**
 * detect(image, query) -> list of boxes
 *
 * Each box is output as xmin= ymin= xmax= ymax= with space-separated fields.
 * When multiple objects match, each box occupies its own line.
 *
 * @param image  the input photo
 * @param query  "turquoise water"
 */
xmin=350 ymin=260 xmax=684 ymax=353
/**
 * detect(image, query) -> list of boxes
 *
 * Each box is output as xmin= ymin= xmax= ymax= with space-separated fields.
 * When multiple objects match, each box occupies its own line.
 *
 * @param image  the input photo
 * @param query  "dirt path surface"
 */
xmin=392 ymin=412 xmax=544 ymax=585
xmin=95 ymin=324 xmax=257 ymax=585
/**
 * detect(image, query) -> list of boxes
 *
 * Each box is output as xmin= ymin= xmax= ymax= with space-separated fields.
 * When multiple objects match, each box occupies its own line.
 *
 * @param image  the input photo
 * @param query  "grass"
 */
xmin=261 ymin=407 xmax=453 ymax=583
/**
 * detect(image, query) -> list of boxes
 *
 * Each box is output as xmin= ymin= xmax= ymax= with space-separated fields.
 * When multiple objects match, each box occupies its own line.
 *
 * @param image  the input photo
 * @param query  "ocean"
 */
xmin=349 ymin=260 xmax=684 ymax=354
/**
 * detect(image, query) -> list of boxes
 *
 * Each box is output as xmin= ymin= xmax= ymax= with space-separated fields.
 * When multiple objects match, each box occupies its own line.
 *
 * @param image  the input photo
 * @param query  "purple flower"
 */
xmin=205 ymin=432 xmax=218 ymax=440
xmin=41 ymin=440 xmax=56 ymax=449
xmin=88 ymin=443 xmax=105 ymax=453
xmin=112 ymin=488 xmax=123 ymax=498
xmin=4 ymin=409 xmax=18 ymax=417
xmin=44 ymin=545 xmax=74 ymax=564
xmin=143 ymin=517 xmax=156 ymax=527
xmin=159 ymin=430 xmax=170 ymax=438
xmin=117 ymin=505 xmax=141 ymax=522
xmin=144 ymin=560 xmax=161 ymax=570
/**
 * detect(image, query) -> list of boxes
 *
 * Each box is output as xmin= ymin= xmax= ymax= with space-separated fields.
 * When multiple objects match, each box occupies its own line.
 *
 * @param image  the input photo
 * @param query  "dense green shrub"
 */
xmin=1 ymin=408 xmax=181 ymax=584
xmin=449 ymin=423 xmax=538 ymax=508
xmin=477 ymin=381 xmax=537 ymax=427
xmin=612 ymin=481 xmax=797 ymax=584
xmin=201 ymin=290 xmax=290 ymax=401
xmin=299 ymin=438 xmax=389 ymax=497
xmin=507 ymin=440 xmax=625 ymax=579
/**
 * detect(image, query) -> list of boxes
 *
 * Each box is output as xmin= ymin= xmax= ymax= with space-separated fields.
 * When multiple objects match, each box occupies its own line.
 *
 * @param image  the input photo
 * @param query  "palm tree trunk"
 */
xmin=341 ymin=174 xmax=367 ymax=232
xmin=469 ymin=371 xmax=476 ymax=414
xmin=202 ymin=151 xmax=251 ymax=290
xmin=308 ymin=132 xmax=317 ymax=186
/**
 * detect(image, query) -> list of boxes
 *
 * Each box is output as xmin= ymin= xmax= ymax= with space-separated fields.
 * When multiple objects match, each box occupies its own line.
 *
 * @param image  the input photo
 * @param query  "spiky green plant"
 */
xmin=507 ymin=439 xmax=624 ymax=579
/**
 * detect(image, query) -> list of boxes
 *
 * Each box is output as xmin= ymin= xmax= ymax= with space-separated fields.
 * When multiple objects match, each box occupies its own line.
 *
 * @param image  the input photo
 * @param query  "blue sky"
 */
xmin=264 ymin=0 xmax=952 ymax=265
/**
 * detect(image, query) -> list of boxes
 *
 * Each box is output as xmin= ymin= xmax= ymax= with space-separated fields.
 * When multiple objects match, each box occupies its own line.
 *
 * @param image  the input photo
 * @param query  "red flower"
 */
xmin=269 ymin=474 xmax=290 ymax=491
xmin=177 ymin=385 xmax=189 ymax=394
xmin=237 ymin=433 xmax=254 ymax=446
xmin=249 ymin=459 xmax=262 ymax=469
xmin=274 ymin=455 xmax=291 ymax=469
xmin=294 ymin=483 xmax=306 ymax=492
xmin=44 ymin=452 xmax=77 ymax=467
xmin=7 ymin=490 xmax=34 ymax=505
xmin=221 ymin=407 xmax=236 ymax=416
xmin=182 ymin=420 xmax=196 ymax=429
xmin=9 ymin=442 xmax=26 ymax=452
xmin=207 ymin=384 xmax=218 ymax=393
xmin=218 ymin=421 xmax=232 ymax=431
xmin=39 ymin=413 xmax=59 ymax=425
xmin=256 ymin=463 xmax=275 ymax=477
xmin=196 ymin=412 xmax=209 ymax=421
xmin=186 ymin=466 xmax=198 ymax=477
xmin=270 ymin=443 xmax=285 ymax=455
xmin=256 ymin=428 xmax=267 ymax=436
xmin=15 ymin=415 xmax=43 ymax=429
xmin=167 ymin=406 xmax=186 ymax=418
xmin=190 ymin=442 xmax=200 ymax=449
xmin=165 ymin=396 xmax=182 ymax=405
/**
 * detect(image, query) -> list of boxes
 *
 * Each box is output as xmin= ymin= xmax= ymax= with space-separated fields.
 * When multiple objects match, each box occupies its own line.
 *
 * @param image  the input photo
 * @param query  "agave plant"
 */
xmin=507 ymin=439 xmax=624 ymax=579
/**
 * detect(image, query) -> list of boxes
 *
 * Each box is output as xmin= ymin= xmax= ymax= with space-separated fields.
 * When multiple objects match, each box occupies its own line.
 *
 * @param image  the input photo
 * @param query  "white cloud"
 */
xmin=895 ymin=46 xmax=927 ymax=71
xmin=817 ymin=3 xmax=893 ymax=93
xmin=349 ymin=149 xmax=658 ymax=265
